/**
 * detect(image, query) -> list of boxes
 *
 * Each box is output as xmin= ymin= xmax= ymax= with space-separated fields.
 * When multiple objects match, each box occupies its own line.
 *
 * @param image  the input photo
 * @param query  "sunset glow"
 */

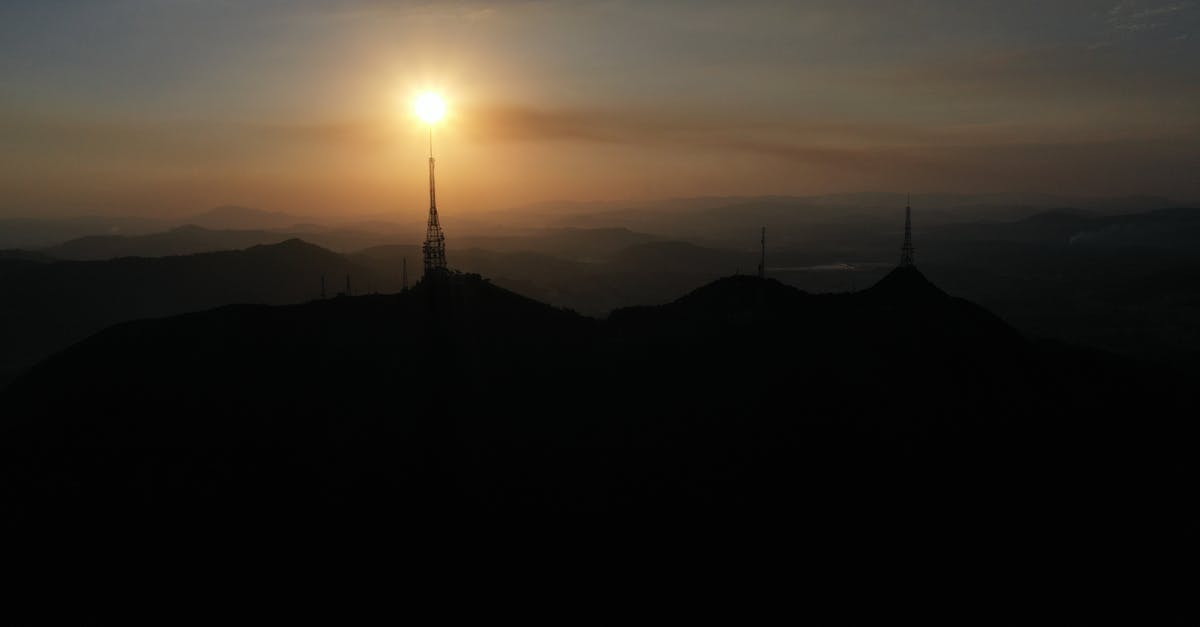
xmin=415 ymin=92 xmax=446 ymax=125
xmin=1 ymin=2 xmax=1197 ymax=218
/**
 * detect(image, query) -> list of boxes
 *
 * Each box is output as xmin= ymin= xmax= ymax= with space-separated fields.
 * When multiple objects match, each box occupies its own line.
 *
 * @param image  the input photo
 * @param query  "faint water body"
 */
xmin=772 ymin=262 xmax=890 ymax=272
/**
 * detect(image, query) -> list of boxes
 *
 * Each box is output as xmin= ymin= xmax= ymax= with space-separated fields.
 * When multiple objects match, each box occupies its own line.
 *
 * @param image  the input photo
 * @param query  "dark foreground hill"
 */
xmin=1 ymin=269 xmax=1193 ymax=535
xmin=0 ymin=239 xmax=369 ymax=382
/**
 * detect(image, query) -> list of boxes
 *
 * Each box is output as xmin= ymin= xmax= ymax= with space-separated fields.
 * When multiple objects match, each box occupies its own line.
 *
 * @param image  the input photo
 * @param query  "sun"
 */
xmin=414 ymin=92 xmax=446 ymax=124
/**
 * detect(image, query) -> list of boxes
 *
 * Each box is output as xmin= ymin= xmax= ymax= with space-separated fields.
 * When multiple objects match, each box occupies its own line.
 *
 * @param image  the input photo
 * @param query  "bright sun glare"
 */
xmin=415 ymin=92 xmax=446 ymax=124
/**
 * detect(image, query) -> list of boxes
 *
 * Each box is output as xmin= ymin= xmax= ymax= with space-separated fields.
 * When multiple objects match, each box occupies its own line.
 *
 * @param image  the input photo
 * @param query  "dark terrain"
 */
xmin=2 ymin=269 xmax=1192 ymax=536
xmin=0 ymin=239 xmax=368 ymax=384
xmin=6 ymin=204 xmax=1200 ymax=388
xmin=1 ymin=199 xmax=1196 ymax=540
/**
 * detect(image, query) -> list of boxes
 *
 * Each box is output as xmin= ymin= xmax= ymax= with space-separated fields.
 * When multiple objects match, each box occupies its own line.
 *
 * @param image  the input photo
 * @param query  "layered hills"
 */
xmin=2 ymin=268 xmax=1191 ymax=522
xmin=0 ymin=239 xmax=364 ymax=380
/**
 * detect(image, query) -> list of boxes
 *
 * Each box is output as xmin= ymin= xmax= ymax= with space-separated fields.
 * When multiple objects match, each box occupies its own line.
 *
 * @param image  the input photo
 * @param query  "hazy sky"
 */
xmin=2 ymin=0 xmax=1198 ymax=218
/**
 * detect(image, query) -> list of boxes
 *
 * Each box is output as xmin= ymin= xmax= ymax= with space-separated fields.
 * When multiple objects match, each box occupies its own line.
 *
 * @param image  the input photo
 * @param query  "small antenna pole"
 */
xmin=900 ymin=196 xmax=915 ymax=268
xmin=757 ymin=227 xmax=766 ymax=279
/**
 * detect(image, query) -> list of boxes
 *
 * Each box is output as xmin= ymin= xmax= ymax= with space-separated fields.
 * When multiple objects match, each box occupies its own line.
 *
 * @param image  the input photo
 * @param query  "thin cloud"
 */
xmin=1108 ymin=0 xmax=1195 ymax=31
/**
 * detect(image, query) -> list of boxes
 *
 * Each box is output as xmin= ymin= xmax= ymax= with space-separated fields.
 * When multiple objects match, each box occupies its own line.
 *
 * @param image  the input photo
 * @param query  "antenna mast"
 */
xmin=900 ymin=195 xmax=915 ymax=268
xmin=757 ymin=227 xmax=765 ymax=279
xmin=422 ymin=124 xmax=447 ymax=277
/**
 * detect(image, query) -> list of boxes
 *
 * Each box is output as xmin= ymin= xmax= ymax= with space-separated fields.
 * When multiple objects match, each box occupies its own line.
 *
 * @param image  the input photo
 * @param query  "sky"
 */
xmin=1 ymin=0 xmax=1198 ymax=218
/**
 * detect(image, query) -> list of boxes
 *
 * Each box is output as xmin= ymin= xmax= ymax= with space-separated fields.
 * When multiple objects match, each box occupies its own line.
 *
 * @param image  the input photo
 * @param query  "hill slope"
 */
xmin=41 ymin=225 xmax=297 ymax=260
xmin=0 ymin=239 xmax=370 ymax=378
xmin=2 ymin=268 xmax=1191 ymax=524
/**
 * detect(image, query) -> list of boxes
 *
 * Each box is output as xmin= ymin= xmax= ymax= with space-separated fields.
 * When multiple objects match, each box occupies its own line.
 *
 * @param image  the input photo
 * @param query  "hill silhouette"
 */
xmin=9 ymin=205 xmax=1200 ymax=381
xmin=41 ymin=225 xmax=297 ymax=260
xmin=2 ymin=268 xmax=1191 ymax=527
xmin=11 ymin=205 xmax=1200 ymax=362
xmin=0 ymin=235 xmax=717 ymax=381
xmin=455 ymin=226 xmax=664 ymax=259
xmin=0 ymin=215 xmax=167 ymax=249
xmin=861 ymin=264 xmax=945 ymax=296
xmin=0 ymin=239 xmax=371 ymax=380
xmin=0 ymin=249 xmax=54 ymax=262
xmin=936 ymin=206 xmax=1200 ymax=248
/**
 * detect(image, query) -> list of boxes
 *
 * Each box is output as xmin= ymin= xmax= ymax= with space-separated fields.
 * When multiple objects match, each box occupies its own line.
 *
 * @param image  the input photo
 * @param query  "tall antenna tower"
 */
xmin=422 ymin=126 xmax=447 ymax=277
xmin=401 ymin=257 xmax=408 ymax=292
xmin=757 ymin=227 xmax=765 ymax=279
xmin=900 ymin=195 xmax=915 ymax=268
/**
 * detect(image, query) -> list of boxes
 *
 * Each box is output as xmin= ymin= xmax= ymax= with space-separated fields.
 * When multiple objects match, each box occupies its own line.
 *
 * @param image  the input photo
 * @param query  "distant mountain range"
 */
xmin=185 ymin=204 xmax=315 ymax=230
xmin=0 ymin=234 xmax=753 ymax=382
xmin=0 ymin=215 xmax=169 ymax=249
xmin=934 ymin=206 xmax=1200 ymax=248
xmin=1 ymin=193 xmax=1184 ymax=250
xmin=491 ymin=192 xmax=1182 ymax=239
xmin=0 ymin=239 xmax=366 ymax=381
xmin=5 ymin=204 xmax=1200 ymax=384
xmin=41 ymin=225 xmax=298 ymax=260
xmin=0 ymin=205 xmax=398 ymax=250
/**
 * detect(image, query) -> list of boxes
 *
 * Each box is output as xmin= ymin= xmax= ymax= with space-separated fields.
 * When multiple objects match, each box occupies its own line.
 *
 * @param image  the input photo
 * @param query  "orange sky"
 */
xmin=2 ymin=1 xmax=1198 ymax=219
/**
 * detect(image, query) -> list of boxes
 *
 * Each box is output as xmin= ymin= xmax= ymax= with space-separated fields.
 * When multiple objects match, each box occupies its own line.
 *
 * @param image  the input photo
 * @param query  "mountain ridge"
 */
xmin=0 ymin=238 xmax=369 ymax=378
xmin=0 ymin=266 xmax=1191 ymax=524
xmin=0 ymin=266 xmax=1075 ymax=441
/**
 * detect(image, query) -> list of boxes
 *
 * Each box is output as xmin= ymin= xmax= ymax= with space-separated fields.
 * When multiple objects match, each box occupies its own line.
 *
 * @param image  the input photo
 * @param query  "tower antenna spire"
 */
xmin=900 ymin=195 xmax=915 ymax=268
xmin=757 ymin=227 xmax=765 ymax=279
xmin=422 ymin=122 xmax=447 ymax=277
